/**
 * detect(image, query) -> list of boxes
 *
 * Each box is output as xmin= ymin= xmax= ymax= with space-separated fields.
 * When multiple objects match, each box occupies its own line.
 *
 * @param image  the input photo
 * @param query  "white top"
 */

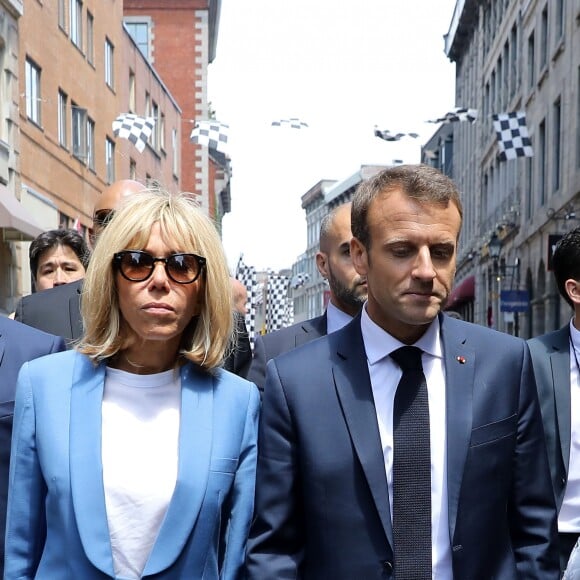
xmin=361 ymin=306 xmax=452 ymax=580
xmin=326 ymin=300 xmax=353 ymax=334
xmin=559 ymin=320 xmax=580 ymax=532
xmin=102 ymin=367 xmax=181 ymax=580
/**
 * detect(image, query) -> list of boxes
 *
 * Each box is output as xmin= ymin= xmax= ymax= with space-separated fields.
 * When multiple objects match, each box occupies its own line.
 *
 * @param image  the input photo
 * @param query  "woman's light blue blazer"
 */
xmin=4 ymin=350 xmax=260 ymax=579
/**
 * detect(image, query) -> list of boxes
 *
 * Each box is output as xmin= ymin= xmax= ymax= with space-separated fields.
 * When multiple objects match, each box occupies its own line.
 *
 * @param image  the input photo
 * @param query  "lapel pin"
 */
xmin=456 ymin=356 xmax=466 ymax=364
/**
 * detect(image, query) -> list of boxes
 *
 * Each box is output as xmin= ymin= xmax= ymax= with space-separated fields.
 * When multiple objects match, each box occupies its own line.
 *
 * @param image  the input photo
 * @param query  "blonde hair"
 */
xmin=76 ymin=189 xmax=233 ymax=370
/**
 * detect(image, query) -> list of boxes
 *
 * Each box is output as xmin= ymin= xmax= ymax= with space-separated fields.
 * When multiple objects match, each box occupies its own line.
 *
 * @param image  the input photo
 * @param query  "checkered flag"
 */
xmin=290 ymin=272 xmax=310 ymax=289
xmin=271 ymin=118 xmax=309 ymax=129
xmin=112 ymin=114 xmax=155 ymax=153
xmin=190 ymin=120 xmax=229 ymax=154
xmin=492 ymin=111 xmax=533 ymax=161
xmin=266 ymin=274 xmax=292 ymax=332
xmin=374 ymin=128 xmax=420 ymax=142
xmin=427 ymin=107 xmax=478 ymax=124
xmin=235 ymin=256 xmax=257 ymax=349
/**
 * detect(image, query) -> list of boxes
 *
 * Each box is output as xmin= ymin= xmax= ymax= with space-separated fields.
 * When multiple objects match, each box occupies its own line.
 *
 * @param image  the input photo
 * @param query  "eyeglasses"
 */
xmin=113 ymin=250 xmax=206 ymax=284
xmin=93 ymin=209 xmax=115 ymax=228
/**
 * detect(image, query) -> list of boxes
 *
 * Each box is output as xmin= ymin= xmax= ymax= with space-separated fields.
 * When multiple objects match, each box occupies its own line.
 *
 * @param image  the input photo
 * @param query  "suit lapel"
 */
xmin=440 ymin=316 xmax=474 ymax=541
xmin=70 ymin=354 xmax=116 ymax=576
xmin=143 ymin=363 xmax=213 ymax=575
xmin=294 ymin=314 xmax=326 ymax=348
xmin=550 ymin=329 xmax=571 ymax=473
xmin=332 ymin=320 xmax=393 ymax=547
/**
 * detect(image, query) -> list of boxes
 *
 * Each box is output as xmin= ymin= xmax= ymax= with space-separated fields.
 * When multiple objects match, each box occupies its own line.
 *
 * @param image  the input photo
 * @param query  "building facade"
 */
xmin=445 ymin=0 xmax=580 ymax=337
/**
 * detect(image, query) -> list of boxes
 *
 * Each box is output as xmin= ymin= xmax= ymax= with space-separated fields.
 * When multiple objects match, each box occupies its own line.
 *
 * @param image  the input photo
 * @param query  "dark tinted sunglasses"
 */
xmin=93 ymin=209 xmax=115 ymax=228
xmin=113 ymin=250 xmax=206 ymax=284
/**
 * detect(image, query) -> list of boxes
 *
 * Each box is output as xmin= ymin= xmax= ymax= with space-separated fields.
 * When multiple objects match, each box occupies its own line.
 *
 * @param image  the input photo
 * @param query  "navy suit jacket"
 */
xmin=0 ymin=317 xmax=65 ymax=576
xmin=246 ymin=313 xmax=559 ymax=579
xmin=528 ymin=326 xmax=571 ymax=510
xmin=247 ymin=313 xmax=326 ymax=390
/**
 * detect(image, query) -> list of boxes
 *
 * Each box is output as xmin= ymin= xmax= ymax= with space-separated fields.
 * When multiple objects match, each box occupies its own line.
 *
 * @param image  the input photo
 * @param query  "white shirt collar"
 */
xmin=326 ymin=300 xmax=354 ymax=334
xmin=361 ymin=304 xmax=442 ymax=365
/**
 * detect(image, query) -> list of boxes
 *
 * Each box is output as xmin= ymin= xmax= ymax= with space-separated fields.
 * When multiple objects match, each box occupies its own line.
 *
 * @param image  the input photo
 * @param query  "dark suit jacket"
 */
xmin=14 ymin=279 xmax=83 ymax=343
xmin=14 ymin=280 xmax=252 ymax=377
xmin=528 ymin=326 xmax=571 ymax=510
xmin=247 ymin=313 xmax=326 ymax=390
xmin=246 ymin=313 xmax=559 ymax=579
xmin=0 ymin=317 xmax=65 ymax=576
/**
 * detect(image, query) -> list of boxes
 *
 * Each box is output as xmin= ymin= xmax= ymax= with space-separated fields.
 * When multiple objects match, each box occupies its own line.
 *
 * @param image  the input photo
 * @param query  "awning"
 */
xmin=0 ymin=187 xmax=44 ymax=241
xmin=446 ymin=275 xmax=475 ymax=310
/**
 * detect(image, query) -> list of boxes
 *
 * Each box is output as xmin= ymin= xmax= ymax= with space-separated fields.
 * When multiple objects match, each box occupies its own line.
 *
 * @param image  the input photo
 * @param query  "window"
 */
xmin=159 ymin=113 xmax=166 ymax=151
xmin=552 ymin=98 xmax=561 ymax=192
xmin=25 ymin=58 xmax=41 ymax=125
xmin=129 ymin=71 xmax=136 ymax=112
xmin=538 ymin=119 xmax=546 ymax=205
xmin=124 ymin=20 xmax=151 ymax=60
xmin=525 ymin=157 xmax=533 ymax=219
xmin=86 ymin=116 xmax=95 ymax=170
xmin=106 ymin=137 xmax=115 ymax=183
xmin=527 ymin=32 xmax=535 ymax=88
xmin=87 ymin=11 xmax=94 ymax=64
xmin=151 ymin=101 xmax=159 ymax=149
xmin=129 ymin=158 xmax=136 ymax=180
xmin=105 ymin=38 xmax=114 ymax=88
xmin=58 ymin=90 xmax=67 ymax=146
xmin=540 ymin=6 xmax=548 ymax=70
xmin=71 ymin=102 xmax=87 ymax=159
xmin=58 ymin=0 xmax=66 ymax=31
xmin=70 ymin=0 xmax=83 ymax=49
xmin=554 ymin=0 xmax=565 ymax=41
xmin=172 ymin=128 xmax=178 ymax=176
xmin=577 ymin=67 xmax=580 ymax=169
xmin=510 ymin=26 xmax=517 ymax=96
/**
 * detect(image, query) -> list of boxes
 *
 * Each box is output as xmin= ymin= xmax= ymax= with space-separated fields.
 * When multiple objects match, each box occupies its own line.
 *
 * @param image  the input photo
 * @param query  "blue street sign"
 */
xmin=500 ymin=290 xmax=529 ymax=313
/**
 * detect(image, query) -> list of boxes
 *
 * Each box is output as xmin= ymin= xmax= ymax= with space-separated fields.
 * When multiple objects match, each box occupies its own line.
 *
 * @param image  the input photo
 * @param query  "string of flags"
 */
xmin=290 ymin=272 xmax=310 ymax=289
xmin=492 ymin=111 xmax=533 ymax=160
xmin=112 ymin=114 xmax=155 ymax=153
xmin=189 ymin=120 xmax=230 ymax=154
xmin=374 ymin=127 xmax=419 ymax=142
xmin=427 ymin=107 xmax=478 ymax=124
xmin=271 ymin=118 xmax=309 ymax=129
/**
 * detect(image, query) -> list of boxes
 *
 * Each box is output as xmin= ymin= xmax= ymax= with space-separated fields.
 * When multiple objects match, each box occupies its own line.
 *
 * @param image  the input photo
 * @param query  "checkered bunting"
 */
xmin=190 ymin=121 xmax=229 ymax=154
xmin=271 ymin=118 xmax=309 ymax=129
xmin=290 ymin=272 xmax=310 ymax=289
xmin=112 ymin=114 xmax=155 ymax=153
xmin=374 ymin=128 xmax=419 ymax=142
xmin=266 ymin=274 xmax=293 ymax=332
xmin=427 ymin=107 xmax=478 ymax=124
xmin=235 ymin=257 xmax=257 ymax=350
xmin=492 ymin=111 xmax=533 ymax=161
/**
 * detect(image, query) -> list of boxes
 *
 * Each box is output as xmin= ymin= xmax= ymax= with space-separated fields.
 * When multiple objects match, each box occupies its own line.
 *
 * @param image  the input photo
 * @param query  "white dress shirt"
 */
xmin=361 ymin=306 xmax=452 ymax=580
xmin=559 ymin=319 xmax=580 ymax=533
xmin=326 ymin=300 xmax=354 ymax=334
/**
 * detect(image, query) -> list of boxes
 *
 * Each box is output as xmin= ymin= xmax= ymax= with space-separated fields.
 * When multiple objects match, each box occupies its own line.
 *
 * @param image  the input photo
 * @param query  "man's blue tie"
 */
xmin=390 ymin=346 xmax=432 ymax=580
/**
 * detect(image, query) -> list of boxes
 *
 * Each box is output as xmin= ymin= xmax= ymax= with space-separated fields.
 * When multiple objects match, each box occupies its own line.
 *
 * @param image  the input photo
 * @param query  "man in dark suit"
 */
xmin=0 ymin=316 xmax=65 ymax=576
xmin=246 ymin=165 xmax=559 ymax=579
xmin=528 ymin=226 xmax=580 ymax=572
xmin=247 ymin=202 xmax=367 ymax=390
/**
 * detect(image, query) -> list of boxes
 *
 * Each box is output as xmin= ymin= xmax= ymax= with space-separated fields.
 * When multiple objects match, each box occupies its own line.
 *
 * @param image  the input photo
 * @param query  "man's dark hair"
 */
xmin=351 ymin=164 xmax=463 ymax=250
xmin=552 ymin=227 xmax=580 ymax=307
xmin=29 ymin=229 xmax=90 ymax=284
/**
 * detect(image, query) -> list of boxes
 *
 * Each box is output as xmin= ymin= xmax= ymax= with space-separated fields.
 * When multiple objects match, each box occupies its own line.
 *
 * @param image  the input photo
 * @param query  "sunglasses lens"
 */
xmin=120 ymin=252 xmax=154 ymax=281
xmin=168 ymin=254 xmax=200 ymax=283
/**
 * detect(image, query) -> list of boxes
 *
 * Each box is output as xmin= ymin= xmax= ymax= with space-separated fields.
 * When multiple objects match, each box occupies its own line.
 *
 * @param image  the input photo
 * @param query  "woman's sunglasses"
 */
xmin=113 ymin=250 xmax=206 ymax=284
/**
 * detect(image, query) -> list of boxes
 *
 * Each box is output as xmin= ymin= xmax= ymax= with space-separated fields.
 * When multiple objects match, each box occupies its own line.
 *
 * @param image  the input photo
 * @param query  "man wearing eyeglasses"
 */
xmin=14 ymin=180 xmax=146 ymax=342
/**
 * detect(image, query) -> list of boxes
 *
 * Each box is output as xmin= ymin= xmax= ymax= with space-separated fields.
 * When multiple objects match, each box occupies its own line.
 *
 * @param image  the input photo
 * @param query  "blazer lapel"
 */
xmin=440 ymin=316 xmax=474 ymax=541
xmin=295 ymin=313 xmax=326 ymax=348
xmin=550 ymin=330 xmax=571 ymax=473
xmin=143 ymin=363 xmax=213 ymax=575
xmin=332 ymin=319 xmax=393 ymax=547
xmin=69 ymin=354 xmax=116 ymax=576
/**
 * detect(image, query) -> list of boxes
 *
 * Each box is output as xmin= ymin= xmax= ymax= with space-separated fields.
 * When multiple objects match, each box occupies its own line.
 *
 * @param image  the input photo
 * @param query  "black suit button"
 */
xmin=382 ymin=560 xmax=393 ymax=571
xmin=562 ymin=477 xmax=567 ymax=486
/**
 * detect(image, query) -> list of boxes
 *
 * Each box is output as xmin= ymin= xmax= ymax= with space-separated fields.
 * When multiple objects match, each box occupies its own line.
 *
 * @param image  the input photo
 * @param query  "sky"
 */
xmin=208 ymin=0 xmax=458 ymax=273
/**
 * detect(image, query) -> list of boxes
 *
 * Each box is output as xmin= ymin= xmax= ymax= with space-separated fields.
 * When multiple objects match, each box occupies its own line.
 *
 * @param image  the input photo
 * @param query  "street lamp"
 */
xmin=488 ymin=232 xmax=502 ymax=270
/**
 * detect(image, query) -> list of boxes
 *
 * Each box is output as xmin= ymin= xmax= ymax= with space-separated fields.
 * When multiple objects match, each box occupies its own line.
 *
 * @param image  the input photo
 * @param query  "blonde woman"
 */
xmin=5 ymin=189 xmax=259 ymax=579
